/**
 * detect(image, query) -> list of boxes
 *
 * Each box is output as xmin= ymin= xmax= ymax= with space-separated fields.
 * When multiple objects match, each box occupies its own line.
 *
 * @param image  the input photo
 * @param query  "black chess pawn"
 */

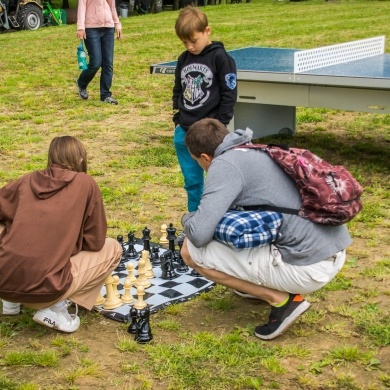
xmin=190 ymin=268 xmax=202 ymax=277
xmin=115 ymin=235 xmax=127 ymax=271
xmin=126 ymin=231 xmax=139 ymax=260
xmin=127 ymin=307 xmax=138 ymax=334
xmin=117 ymin=235 xmax=126 ymax=259
xmin=151 ymin=245 xmax=161 ymax=266
xmin=142 ymin=226 xmax=151 ymax=253
xmin=177 ymin=239 xmax=184 ymax=251
xmin=135 ymin=306 xmax=153 ymax=344
xmin=117 ymin=235 xmax=125 ymax=249
xmin=176 ymin=240 xmax=189 ymax=273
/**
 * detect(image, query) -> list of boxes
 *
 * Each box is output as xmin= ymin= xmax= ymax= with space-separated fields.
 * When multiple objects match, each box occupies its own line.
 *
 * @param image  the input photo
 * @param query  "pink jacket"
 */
xmin=77 ymin=0 xmax=122 ymax=31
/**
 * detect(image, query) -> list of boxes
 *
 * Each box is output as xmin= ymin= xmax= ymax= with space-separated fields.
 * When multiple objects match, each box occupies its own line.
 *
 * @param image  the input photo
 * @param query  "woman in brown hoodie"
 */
xmin=0 ymin=136 xmax=122 ymax=332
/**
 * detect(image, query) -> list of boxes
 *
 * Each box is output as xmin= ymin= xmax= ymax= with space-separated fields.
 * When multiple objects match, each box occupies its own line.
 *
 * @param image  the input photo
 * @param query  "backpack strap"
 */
xmin=235 ymin=144 xmax=300 ymax=216
xmin=242 ymin=205 xmax=299 ymax=216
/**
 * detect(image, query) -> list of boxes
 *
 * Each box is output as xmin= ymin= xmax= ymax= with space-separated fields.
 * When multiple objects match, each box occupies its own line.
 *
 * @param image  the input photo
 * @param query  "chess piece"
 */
xmin=121 ymin=278 xmax=134 ymax=304
xmin=151 ymin=245 xmax=161 ymax=266
xmin=126 ymin=232 xmax=139 ymax=260
xmin=135 ymin=257 xmax=151 ymax=288
xmin=142 ymin=250 xmax=155 ymax=279
xmin=176 ymin=240 xmax=189 ymax=273
xmin=126 ymin=262 xmax=137 ymax=285
xmin=135 ymin=306 xmax=153 ymax=344
xmin=159 ymin=223 xmax=169 ymax=244
xmin=117 ymin=234 xmax=125 ymax=249
xmin=160 ymin=251 xmax=179 ymax=280
xmin=142 ymin=226 xmax=151 ymax=253
xmin=103 ymin=275 xmax=122 ymax=310
xmin=134 ymin=285 xmax=147 ymax=310
xmin=127 ymin=307 xmax=138 ymax=334
xmin=94 ymin=292 xmax=105 ymax=306
xmin=190 ymin=268 xmax=202 ymax=277
xmin=166 ymin=223 xmax=176 ymax=253
xmin=115 ymin=235 xmax=126 ymax=271
xmin=112 ymin=275 xmax=120 ymax=298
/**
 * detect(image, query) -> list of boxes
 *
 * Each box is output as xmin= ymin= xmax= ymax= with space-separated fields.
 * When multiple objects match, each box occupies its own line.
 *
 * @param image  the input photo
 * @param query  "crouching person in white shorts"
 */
xmin=0 ymin=136 xmax=122 ymax=333
xmin=180 ymin=118 xmax=352 ymax=340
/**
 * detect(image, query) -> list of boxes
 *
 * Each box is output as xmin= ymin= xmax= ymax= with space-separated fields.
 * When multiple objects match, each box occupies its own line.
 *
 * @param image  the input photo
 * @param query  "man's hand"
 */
xmin=76 ymin=29 xmax=86 ymax=39
xmin=116 ymin=29 xmax=122 ymax=39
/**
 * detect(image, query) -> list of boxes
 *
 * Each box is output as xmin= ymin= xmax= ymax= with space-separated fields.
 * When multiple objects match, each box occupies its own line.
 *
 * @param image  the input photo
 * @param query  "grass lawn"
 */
xmin=0 ymin=1 xmax=389 ymax=389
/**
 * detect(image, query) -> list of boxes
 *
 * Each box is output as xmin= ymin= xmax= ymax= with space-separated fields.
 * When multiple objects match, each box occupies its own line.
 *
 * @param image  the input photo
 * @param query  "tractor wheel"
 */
xmin=17 ymin=4 xmax=44 ymax=30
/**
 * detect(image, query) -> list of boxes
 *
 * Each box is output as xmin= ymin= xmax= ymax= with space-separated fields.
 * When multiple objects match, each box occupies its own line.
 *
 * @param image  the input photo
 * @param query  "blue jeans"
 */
xmin=174 ymin=125 xmax=204 ymax=212
xmin=77 ymin=27 xmax=115 ymax=101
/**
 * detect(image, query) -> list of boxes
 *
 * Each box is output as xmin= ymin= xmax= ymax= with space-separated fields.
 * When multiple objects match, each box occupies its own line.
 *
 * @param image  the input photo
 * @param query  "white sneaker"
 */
xmin=2 ymin=300 xmax=21 ymax=315
xmin=33 ymin=301 xmax=80 ymax=333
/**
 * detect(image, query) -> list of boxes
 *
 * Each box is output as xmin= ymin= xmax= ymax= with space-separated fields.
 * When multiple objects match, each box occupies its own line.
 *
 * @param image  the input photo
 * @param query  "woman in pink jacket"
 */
xmin=76 ymin=0 xmax=122 ymax=104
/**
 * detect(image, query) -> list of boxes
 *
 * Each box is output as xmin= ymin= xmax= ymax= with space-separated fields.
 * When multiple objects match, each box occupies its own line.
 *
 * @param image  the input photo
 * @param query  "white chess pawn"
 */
xmin=134 ymin=285 xmax=147 ymax=310
xmin=142 ymin=250 xmax=155 ymax=279
xmin=94 ymin=292 xmax=105 ymax=306
xmin=126 ymin=262 xmax=137 ymax=285
xmin=112 ymin=275 xmax=120 ymax=298
xmin=159 ymin=223 xmax=169 ymax=244
xmin=103 ymin=275 xmax=123 ymax=310
xmin=121 ymin=278 xmax=134 ymax=304
xmin=135 ymin=257 xmax=151 ymax=289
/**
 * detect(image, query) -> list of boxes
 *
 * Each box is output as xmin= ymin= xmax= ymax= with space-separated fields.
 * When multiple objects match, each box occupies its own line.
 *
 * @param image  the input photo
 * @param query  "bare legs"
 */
xmin=181 ymin=239 xmax=288 ymax=306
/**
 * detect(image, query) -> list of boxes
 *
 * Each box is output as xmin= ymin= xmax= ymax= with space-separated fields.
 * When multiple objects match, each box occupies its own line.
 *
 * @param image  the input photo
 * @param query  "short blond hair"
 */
xmin=47 ymin=136 xmax=87 ymax=173
xmin=175 ymin=6 xmax=209 ymax=41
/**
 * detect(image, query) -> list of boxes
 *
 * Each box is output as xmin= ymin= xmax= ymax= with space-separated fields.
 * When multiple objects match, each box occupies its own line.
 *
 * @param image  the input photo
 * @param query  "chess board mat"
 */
xmin=96 ymin=239 xmax=215 ymax=323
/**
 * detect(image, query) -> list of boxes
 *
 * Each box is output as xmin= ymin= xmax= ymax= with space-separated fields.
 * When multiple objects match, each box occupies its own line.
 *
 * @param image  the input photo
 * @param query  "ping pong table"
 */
xmin=150 ymin=36 xmax=390 ymax=138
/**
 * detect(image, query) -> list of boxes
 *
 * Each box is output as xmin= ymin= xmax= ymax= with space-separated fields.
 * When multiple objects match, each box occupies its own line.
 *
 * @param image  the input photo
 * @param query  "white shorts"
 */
xmin=187 ymin=240 xmax=346 ymax=294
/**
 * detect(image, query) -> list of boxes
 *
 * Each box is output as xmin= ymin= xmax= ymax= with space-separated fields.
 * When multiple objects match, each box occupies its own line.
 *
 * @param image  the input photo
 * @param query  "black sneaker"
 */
xmin=101 ymin=96 xmax=118 ymax=105
xmin=254 ymin=294 xmax=310 ymax=340
xmin=76 ymin=80 xmax=88 ymax=100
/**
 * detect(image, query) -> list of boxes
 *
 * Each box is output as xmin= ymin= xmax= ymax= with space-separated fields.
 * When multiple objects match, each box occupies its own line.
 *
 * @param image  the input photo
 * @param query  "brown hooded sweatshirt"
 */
xmin=0 ymin=165 xmax=107 ymax=303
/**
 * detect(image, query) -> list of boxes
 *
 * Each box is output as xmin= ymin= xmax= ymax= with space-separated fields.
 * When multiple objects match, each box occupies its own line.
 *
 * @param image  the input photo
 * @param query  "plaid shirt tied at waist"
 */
xmin=213 ymin=210 xmax=283 ymax=249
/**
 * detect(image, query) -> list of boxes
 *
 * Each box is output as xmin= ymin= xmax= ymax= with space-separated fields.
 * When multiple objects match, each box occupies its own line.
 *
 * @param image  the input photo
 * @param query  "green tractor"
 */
xmin=0 ymin=0 xmax=62 ymax=31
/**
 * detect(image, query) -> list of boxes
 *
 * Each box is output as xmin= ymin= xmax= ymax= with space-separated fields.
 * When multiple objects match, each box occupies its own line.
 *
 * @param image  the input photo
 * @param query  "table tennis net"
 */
xmin=294 ymin=36 xmax=385 ymax=73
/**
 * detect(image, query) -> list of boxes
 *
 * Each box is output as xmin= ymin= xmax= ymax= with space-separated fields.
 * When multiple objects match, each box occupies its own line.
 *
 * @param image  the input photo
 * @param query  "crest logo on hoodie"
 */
xmin=225 ymin=73 xmax=237 ymax=90
xmin=181 ymin=63 xmax=213 ymax=109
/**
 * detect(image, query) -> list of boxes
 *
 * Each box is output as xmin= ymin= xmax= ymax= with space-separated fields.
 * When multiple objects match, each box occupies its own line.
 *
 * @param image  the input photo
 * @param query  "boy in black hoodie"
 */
xmin=173 ymin=6 xmax=237 ymax=213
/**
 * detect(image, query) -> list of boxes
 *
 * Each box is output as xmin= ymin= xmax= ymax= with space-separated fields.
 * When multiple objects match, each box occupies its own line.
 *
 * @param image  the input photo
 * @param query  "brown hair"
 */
xmin=185 ymin=118 xmax=229 ymax=158
xmin=47 ymin=136 xmax=87 ymax=173
xmin=175 ymin=6 xmax=209 ymax=41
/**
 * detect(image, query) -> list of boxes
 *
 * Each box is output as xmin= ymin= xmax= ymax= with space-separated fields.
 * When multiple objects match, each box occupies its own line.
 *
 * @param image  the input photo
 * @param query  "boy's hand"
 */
xmin=116 ymin=29 xmax=122 ymax=39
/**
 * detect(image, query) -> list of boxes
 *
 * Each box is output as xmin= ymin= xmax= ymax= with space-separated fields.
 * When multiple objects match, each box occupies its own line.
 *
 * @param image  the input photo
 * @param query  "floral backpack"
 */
xmin=236 ymin=144 xmax=363 ymax=225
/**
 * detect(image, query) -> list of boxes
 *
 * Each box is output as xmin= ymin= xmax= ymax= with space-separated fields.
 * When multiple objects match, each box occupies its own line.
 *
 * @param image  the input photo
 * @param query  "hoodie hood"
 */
xmin=30 ymin=165 xmax=78 ymax=199
xmin=199 ymin=41 xmax=225 ymax=56
xmin=215 ymin=127 xmax=253 ymax=158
